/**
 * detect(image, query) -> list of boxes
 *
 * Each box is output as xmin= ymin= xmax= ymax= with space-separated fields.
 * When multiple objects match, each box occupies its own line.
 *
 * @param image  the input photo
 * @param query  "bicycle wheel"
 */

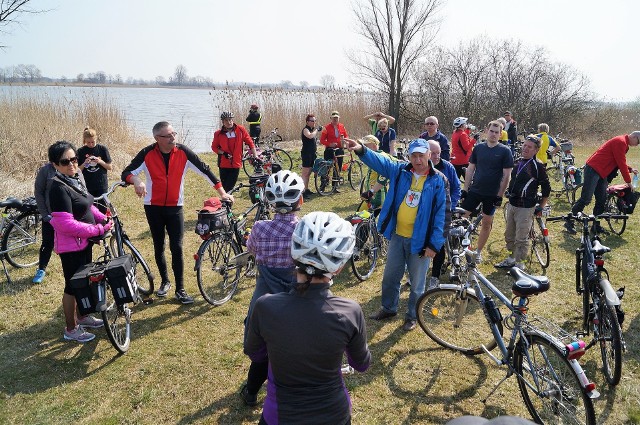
xmin=348 ymin=161 xmax=363 ymax=191
xmin=271 ymin=148 xmax=293 ymax=171
xmin=604 ymin=193 xmax=627 ymax=235
xmin=530 ymin=218 xmax=550 ymax=269
xmin=2 ymin=210 xmax=41 ymax=268
xmin=351 ymin=219 xmax=378 ymax=281
xmin=101 ymin=282 xmax=131 ymax=354
xmin=121 ymin=239 xmax=155 ymax=296
xmin=314 ymin=163 xmax=335 ymax=196
xmin=242 ymin=155 xmax=261 ymax=177
xmin=416 ymin=287 xmax=499 ymax=355
xmin=598 ymin=302 xmax=623 ymax=385
xmin=515 ymin=334 xmax=595 ymax=425
xmin=196 ymin=233 xmax=242 ymax=306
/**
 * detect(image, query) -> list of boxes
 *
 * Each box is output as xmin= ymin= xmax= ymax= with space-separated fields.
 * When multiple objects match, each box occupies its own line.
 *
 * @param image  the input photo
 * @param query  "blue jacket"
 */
xmin=419 ymin=130 xmax=451 ymax=161
xmin=435 ymin=158 xmax=461 ymax=210
xmin=358 ymin=147 xmax=447 ymax=254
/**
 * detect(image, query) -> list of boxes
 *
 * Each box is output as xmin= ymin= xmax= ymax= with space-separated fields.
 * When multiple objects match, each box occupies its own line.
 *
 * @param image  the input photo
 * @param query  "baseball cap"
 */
xmin=330 ymin=111 xmax=340 ymax=117
xmin=504 ymin=111 xmax=512 ymax=116
xmin=201 ymin=197 xmax=222 ymax=212
xmin=408 ymin=139 xmax=430 ymax=154
xmin=250 ymin=104 xmax=258 ymax=109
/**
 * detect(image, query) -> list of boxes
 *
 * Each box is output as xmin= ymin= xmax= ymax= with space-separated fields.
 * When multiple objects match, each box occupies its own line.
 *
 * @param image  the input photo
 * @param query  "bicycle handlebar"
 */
xmin=547 ymin=212 xmax=627 ymax=223
xmin=94 ymin=181 xmax=129 ymax=201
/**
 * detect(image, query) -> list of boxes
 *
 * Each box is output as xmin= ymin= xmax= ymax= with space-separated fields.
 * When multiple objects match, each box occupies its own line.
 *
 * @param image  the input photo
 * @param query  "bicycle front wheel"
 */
xmin=348 ymin=161 xmax=363 ymax=190
xmin=416 ymin=287 xmax=499 ymax=355
xmin=599 ymin=303 xmax=623 ymax=385
xmin=351 ymin=219 xmax=378 ymax=281
xmin=101 ymin=282 xmax=131 ymax=354
xmin=121 ymin=239 xmax=155 ymax=296
xmin=604 ymin=193 xmax=627 ymax=235
xmin=271 ymin=148 xmax=293 ymax=172
xmin=196 ymin=233 xmax=241 ymax=306
xmin=530 ymin=218 xmax=550 ymax=269
xmin=314 ymin=163 xmax=335 ymax=196
xmin=2 ymin=210 xmax=41 ymax=268
xmin=515 ymin=334 xmax=595 ymax=425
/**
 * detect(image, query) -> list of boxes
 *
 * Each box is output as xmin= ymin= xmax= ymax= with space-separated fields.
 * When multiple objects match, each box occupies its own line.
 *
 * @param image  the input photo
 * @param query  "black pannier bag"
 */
xmin=70 ymin=262 xmax=107 ymax=315
xmin=249 ymin=173 xmax=269 ymax=204
xmin=616 ymin=187 xmax=640 ymax=214
xmin=105 ymin=254 xmax=138 ymax=304
xmin=195 ymin=209 xmax=229 ymax=235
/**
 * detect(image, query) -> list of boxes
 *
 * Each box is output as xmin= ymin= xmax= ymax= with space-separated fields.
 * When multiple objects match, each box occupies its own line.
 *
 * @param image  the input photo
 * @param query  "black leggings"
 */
xmin=60 ymin=245 xmax=93 ymax=295
xmin=218 ymin=167 xmax=240 ymax=192
xmin=144 ymin=205 xmax=184 ymax=290
xmin=38 ymin=221 xmax=55 ymax=270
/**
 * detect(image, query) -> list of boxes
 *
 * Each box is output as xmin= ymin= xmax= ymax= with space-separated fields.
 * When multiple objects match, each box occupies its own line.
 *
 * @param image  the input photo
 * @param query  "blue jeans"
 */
xmin=572 ymin=165 xmax=607 ymax=216
xmin=380 ymin=234 xmax=431 ymax=320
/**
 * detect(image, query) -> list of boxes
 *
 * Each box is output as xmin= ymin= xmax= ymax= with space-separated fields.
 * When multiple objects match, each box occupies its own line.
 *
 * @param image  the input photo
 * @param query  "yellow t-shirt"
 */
xmin=536 ymin=132 xmax=551 ymax=164
xmin=395 ymin=174 xmax=426 ymax=237
xmin=500 ymin=130 xmax=508 ymax=142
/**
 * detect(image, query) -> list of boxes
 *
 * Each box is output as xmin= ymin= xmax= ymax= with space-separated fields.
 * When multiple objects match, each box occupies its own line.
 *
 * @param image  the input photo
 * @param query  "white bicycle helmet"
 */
xmin=291 ymin=211 xmax=355 ymax=274
xmin=265 ymin=170 xmax=305 ymax=213
xmin=453 ymin=117 xmax=468 ymax=128
xmin=220 ymin=111 xmax=234 ymax=119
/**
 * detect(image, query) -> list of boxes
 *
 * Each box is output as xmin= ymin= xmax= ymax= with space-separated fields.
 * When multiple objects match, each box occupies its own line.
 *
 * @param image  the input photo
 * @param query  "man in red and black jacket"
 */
xmin=122 ymin=121 xmax=234 ymax=304
xmin=320 ymin=110 xmax=349 ymax=175
xmin=212 ymin=111 xmax=258 ymax=191
xmin=568 ymin=131 xmax=640 ymax=234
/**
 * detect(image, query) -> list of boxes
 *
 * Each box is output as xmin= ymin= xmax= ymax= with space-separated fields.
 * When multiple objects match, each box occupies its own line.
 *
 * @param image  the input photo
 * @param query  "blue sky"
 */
xmin=1 ymin=0 xmax=638 ymax=101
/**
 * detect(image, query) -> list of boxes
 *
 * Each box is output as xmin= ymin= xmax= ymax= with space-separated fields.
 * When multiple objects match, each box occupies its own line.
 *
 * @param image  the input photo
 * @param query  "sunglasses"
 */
xmin=59 ymin=157 xmax=78 ymax=166
xmin=307 ymin=119 xmax=316 ymax=122
xmin=157 ymin=131 xmax=177 ymax=139
xmin=425 ymin=122 xmax=437 ymax=126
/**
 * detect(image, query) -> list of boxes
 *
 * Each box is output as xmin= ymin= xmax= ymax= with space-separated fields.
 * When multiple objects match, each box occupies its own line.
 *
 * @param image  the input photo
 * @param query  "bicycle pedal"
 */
xmin=142 ymin=297 xmax=154 ymax=305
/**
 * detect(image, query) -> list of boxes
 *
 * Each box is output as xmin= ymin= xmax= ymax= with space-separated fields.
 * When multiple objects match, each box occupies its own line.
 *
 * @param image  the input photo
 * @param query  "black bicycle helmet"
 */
xmin=220 ymin=111 xmax=234 ymax=119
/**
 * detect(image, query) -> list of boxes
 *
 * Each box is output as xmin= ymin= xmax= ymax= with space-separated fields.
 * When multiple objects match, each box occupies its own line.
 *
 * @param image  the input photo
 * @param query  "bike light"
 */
xmin=594 ymin=259 xmax=604 ymax=267
xmin=568 ymin=168 xmax=576 ymax=175
xmin=89 ymin=273 xmax=104 ymax=283
xmin=431 ymin=307 xmax=439 ymax=317
xmin=542 ymin=228 xmax=549 ymax=237
xmin=193 ymin=253 xmax=200 ymax=261
xmin=585 ymin=382 xmax=596 ymax=392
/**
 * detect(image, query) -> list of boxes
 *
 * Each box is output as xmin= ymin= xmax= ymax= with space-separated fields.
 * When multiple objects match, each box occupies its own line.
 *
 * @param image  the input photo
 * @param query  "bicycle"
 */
xmin=548 ymin=212 xmax=626 ymax=385
xmin=193 ymin=181 xmax=271 ymax=306
xmin=314 ymin=148 xmax=363 ymax=196
xmin=346 ymin=199 xmax=388 ymax=281
xmin=549 ymin=139 xmax=582 ymax=205
xmin=93 ymin=182 xmax=155 ymax=297
xmin=602 ymin=183 xmax=630 ymax=235
xmin=243 ymin=129 xmax=293 ymax=177
xmin=0 ymin=196 xmax=41 ymax=283
xmin=439 ymin=207 xmax=483 ymax=284
xmin=502 ymin=200 xmax=551 ymax=270
xmin=255 ymin=127 xmax=283 ymax=149
xmin=416 ymin=248 xmax=598 ymax=423
xmin=394 ymin=138 xmax=409 ymax=161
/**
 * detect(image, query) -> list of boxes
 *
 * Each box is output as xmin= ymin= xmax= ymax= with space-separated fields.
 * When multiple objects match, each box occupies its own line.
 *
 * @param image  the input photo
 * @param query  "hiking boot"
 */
xmin=564 ymin=221 xmax=577 ymax=234
xmin=402 ymin=319 xmax=417 ymax=331
xmin=369 ymin=309 xmax=397 ymax=321
xmin=64 ymin=326 xmax=95 ymax=343
xmin=175 ymin=289 xmax=194 ymax=305
xmin=428 ymin=276 xmax=440 ymax=290
xmin=495 ymin=257 xmax=516 ymax=268
xmin=156 ymin=281 xmax=171 ymax=297
xmin=77 ymin=315 xmax=104 ymax=328
xmin=240 ymin=384 xmax=258 ymax=407
xmin=32 ymin=269 xmax=46 ymax=284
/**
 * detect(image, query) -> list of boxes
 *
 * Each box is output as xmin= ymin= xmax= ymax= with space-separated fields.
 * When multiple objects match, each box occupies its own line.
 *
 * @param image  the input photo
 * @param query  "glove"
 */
xmin=222 ymin=152 xmax=233 ymax=160
xmin=317 ymin=126 xmax=323 ymax=132
xmin=534 ymin=205 xmax=543 ymax=216
xmin=460 ymin=190 xmax=468 ymax=201
xmin=361 ymin=190 xmax=374 ymax=200
xmin=493 ymin=196 xmax=503 ymax=207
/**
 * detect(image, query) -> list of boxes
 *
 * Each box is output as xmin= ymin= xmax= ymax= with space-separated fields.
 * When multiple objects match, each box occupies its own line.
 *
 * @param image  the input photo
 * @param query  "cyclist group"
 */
xmin=26 ymin=105 xmax=639 ymax=424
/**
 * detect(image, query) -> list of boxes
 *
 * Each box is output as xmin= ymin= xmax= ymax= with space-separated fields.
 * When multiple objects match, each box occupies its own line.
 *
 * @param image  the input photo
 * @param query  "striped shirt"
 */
xmin=246 ymin=212 xmax=299 ymax=268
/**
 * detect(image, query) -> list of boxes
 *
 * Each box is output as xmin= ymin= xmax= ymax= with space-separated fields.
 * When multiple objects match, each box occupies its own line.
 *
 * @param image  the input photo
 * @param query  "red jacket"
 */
xmin=450 ymin=129 xmax=475 ymax=165
xmin=586 ymin=135 xmax=632 ymax=183
xmin=211 ymin=124 xmax=255 ymax=168
xmin=320 ymin=123 xmax=348 ymax=148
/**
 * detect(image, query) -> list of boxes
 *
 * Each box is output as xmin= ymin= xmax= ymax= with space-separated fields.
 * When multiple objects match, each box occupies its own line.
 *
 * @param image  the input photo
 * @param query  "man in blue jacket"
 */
xmin=346 ymin=137 xmax=447 ymax=331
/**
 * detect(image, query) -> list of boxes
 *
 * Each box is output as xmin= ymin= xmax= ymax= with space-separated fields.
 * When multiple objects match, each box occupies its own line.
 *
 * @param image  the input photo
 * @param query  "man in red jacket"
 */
xmin=320 ymin=111 xmax=349 ymax=179
xmin=212 ymin=111 xmax=258 ymax=191
xmin=567 ymin=131 xmax=640 ymax=233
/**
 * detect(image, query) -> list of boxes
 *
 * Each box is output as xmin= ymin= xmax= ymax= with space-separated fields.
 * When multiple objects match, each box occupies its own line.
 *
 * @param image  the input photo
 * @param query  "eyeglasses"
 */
xmin=307 ymin=119 xmax=316 ymax=122
xmin=59 ymin=157 xmax=78 ymax=166
xmin=425 ymin=122 xmax=437 ymax=126
xmin=157 ymin=132 xmax=177 ymax=139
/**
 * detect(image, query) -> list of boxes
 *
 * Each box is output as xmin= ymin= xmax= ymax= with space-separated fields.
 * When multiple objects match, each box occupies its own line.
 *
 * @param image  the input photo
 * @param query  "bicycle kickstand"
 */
xmin=480 ymin=370 xmax=512 ymax=404
xmin=1 ymin=256 xmax=12 ymax=285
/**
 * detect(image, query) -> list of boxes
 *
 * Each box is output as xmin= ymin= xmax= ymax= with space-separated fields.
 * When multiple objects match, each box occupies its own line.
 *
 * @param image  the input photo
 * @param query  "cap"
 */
xmin=408 ymin=139 xmax=430 ymax=155
xmin=330 ymin=111 xmax=340 ymax=117
xmin=359 ymin=135 xmax=379 ymax=147
xmin=201 ymin=197 xmax=222 ymax=212
xmin=504 ymin=111 xmax=512 ymax=116
xmin=250 ymin=104 xmax=258 ymax=109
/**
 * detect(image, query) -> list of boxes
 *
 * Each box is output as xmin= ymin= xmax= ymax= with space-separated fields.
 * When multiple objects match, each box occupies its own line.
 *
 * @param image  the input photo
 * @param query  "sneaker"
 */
xmin=240 ymin=384 xmax=258 ymax=407
xmin=402 ymin=319 xmax=417 ymax=331
xmin=564 ymin=221 xmax=577 ymax=234
xmin=32 ymin=269 xmax=46 ymax=284
xmin=77 ymin=315 xmax=104 ymax=328
xmin=303 ymin=189 xmax=314 ymax=196
xmin=369 ymin=309 xmax=397 ymax=321
xmin=495 ymin=257 xmax=516 ymax=268
xmin=514 ymin=262 xmax=525 ymax=271
xmin=63 ymin=325 xmax=95 ymax=343
xmin=156 ymin=281 xmax=171 ymax=297
xmin=428 ymin=276 xmax=440 ymax=290
xmin=175 ymin=289 xmax=194 ymax=304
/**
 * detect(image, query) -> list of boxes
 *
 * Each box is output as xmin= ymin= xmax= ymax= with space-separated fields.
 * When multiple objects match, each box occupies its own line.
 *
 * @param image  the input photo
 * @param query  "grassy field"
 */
xmin=1 ymin=146 xmax=640 ymax=424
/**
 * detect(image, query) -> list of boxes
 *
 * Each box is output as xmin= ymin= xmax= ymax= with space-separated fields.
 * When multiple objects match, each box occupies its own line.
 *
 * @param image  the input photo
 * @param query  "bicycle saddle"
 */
xmin=591 ymin=239 xmax=611 ymax=255
xmin=509 ymin=267 xmax=550 ymax=297
xmin=0 ymin=197 xmax=22 ymax=209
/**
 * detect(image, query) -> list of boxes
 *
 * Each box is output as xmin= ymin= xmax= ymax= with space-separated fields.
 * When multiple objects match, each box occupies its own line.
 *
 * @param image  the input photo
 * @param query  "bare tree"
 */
xmin=351 ymin=0 xmax=443 ymax=130
xmin=171 ymin=65 xmax=188 ymax=86
xmin=299 ymin=80 xmax=309 ymax=89
xmin=320 ymin=74 xmax=335 ymax=89
xmin=0 ymin=0 xmax=48 ymax=48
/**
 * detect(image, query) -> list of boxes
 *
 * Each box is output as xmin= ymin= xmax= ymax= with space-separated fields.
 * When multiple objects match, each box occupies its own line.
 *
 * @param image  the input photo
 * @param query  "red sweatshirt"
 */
xmin=586 ymin=134 xmax=632 ymax=183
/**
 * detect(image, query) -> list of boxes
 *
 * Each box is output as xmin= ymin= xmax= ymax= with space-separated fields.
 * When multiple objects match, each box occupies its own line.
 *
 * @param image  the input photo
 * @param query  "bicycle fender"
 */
xmin=599 ymin=278 xmax=621 ymax=306
xmin=438 ymin=283 xmax=477 ymax=298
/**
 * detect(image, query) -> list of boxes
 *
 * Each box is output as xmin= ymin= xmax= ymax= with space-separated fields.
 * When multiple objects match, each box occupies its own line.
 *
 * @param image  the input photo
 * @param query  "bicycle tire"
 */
xmin=604 ymin=193 xmax=627 ymax=235
xmin=530 ymin=218 xmax=550 ymax=269
xmin=196 ymin=233 xmax=241 ymax=306
xmin=351 ymin=219 xmax=378 ymax=281
xmin=121 ymin=238 xmax=155 ymax=296
xmin=515 ymin=334 xmax=595 ymax=425
xmin=598 ymin=302 xmax=623 ymax=385
xmin=2 ymin=210 xmax=41 ymax=268
xmin=101 ymin=282 xmax=131 ymax=354
xmin=271 ymin=148 xmax=293 ymax=172
xmin=314 ymin=163 xmax=335 ymax=196
xmin=348 ymin=161 xmax=363 ymax=191
xmin=416 ymin=286 xmax=500 ymax=355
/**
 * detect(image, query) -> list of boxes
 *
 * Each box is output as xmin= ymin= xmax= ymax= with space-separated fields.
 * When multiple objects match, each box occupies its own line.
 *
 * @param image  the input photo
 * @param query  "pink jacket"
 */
xmin=50 ymin=205 xmax=108 ymax=254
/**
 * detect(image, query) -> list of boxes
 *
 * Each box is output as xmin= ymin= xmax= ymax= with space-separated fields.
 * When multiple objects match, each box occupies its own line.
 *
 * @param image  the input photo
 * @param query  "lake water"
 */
xmin=0 ymin=85 xmax=220 ymax=152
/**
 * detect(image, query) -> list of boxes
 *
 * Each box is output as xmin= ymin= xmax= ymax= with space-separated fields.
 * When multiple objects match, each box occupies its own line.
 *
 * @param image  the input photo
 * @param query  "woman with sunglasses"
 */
xmin=48 ymin=140 xmax=113 ymax=343
xmin=300 ymin=114 xmax=321 ymax=199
